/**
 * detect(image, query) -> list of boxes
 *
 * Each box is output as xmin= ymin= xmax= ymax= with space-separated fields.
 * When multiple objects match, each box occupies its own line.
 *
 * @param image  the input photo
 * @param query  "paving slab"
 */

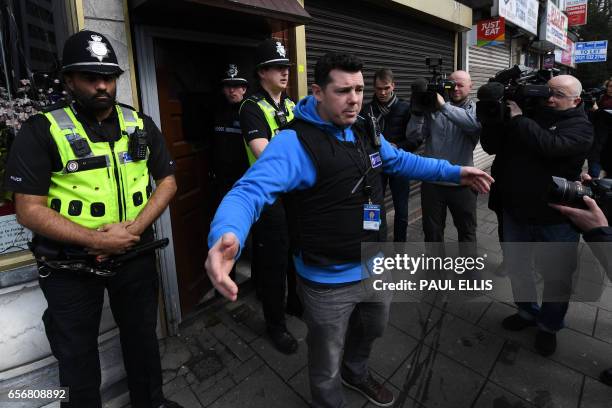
xmin=192 ymin=374 xmax=235 ymax=407
xmin=564 ymin=301 xmax=597 ymax=336
xmin=250 ymin=333 xmax=308 ymax=381
xmin=389 ymin=342 xmax=485 ymax=408
xmin=207 ymin=365 xmax=308 ymax=408
xmin=388 ymin=301 xmax=445 ymax=341
xmin=477 ymin=302 xmax=538 ymax=351
xmin=160 ymin=335 xmax=193 ymax=371
xmin=229 ymin=355 xmax=266 ymax=384
xmin=168 ymin=385 xmax=203 ymax=408
xmin=594 ymin=307 xmax=612 ymax=344
xmin=422 ymin=312 xmax=504 ymax=376
xmin=550 ymin=328 xmax=612 ymax=379
xmin=579 ymin=376 xmax=612 ymax=408
xmin=369 ymin=324 xmax=419 ymax=379
xmin=489 ymin=344 xmax=582 ymax=408
xmin=472 ymin=381 xmax=535 ymax=408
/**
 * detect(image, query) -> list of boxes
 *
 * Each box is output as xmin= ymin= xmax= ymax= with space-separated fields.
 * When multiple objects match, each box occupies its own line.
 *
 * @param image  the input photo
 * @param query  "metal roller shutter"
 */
xmin=468 ymin=41 xmax=511 ymax=170
xmin=304 ymin=0 xmax=455 ymax=101
xmin=304 ymin=0 xmax=456 ymax=224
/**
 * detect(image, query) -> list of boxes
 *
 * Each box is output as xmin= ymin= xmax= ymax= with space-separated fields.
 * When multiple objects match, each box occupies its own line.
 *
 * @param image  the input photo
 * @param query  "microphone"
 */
xmin=411 ymin=77 xmax=428 ymax=93
xmin=477 ymin=82 xmax=505 ymax=101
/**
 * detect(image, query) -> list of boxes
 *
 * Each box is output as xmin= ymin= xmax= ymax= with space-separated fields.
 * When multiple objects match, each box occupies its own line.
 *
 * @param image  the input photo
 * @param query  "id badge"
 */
xmin=363 ymin=204 xmax=381 ymax=231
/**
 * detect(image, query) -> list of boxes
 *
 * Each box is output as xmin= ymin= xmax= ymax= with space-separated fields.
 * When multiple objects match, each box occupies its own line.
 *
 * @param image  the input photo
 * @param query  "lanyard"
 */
xmin=336 ymin=129 xmax=373 ymax=202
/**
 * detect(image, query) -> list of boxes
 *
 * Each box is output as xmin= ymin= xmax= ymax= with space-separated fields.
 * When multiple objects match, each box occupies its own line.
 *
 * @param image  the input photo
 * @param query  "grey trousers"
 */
xmin=297 ymin=272 xmax=393 ymax=408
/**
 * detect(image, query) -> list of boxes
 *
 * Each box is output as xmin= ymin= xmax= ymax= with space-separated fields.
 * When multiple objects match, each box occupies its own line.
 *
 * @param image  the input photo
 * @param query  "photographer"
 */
xmin=480 ymin=75 xmax=593 ymax=356
xmin=362 ymin=69 xmax=417 ymax=242
xmin=587 ymin=78 xmax=612 ymax=178
xmin=406 ymin=70 xmax=480 ymax=256
xmin=550 ymin=193 xmax=612 ymax=387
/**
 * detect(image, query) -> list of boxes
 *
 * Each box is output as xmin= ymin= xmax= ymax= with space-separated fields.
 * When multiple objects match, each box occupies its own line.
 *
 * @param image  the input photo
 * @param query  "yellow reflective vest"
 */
xmin=241 ymin=95 xmax=295 ymax=166
xmin=44 ymin=105 xmax=150 ymax=229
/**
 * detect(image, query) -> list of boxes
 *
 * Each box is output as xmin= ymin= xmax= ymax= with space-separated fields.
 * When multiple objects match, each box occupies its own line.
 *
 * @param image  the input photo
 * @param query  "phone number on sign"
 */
xmin=4 ymin=388 xmax=69 ymax=402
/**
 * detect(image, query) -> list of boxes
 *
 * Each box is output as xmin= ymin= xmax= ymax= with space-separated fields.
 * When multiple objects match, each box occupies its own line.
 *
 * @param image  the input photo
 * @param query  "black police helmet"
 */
xmin=254 ymin=39 xmax=291 ymax=68
xmin=61 ymin=30 xmax=124 ymax=76
xmin=222 ymin=63 xmax=248 ymax=87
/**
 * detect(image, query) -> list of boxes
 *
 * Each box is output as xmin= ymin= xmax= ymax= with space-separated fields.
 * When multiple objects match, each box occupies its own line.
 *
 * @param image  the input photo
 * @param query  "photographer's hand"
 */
xmin=435 ymin=93 xmax=445 ymax=109
xmin=550 ymin=196 xmax=609 ymax=232
xmin=507 ymin=101 xmax=523 ymax=118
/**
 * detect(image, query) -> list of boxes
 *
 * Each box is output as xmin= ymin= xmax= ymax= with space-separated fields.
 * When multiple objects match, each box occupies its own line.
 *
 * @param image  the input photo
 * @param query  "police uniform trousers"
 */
xmin=251 ymin=198 xmax=292 ymax=330
xmin=38 ymin=251 xmax=163 ymax=408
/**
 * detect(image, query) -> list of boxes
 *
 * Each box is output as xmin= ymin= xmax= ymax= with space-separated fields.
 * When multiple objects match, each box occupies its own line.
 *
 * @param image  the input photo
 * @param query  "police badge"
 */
xmin=275 ymin=42 xmax=286 ymax=58
xmin=87 ymin=35 xmax=110 ymax=62
xmin=227 ymin=64 xmax=238 ymax=79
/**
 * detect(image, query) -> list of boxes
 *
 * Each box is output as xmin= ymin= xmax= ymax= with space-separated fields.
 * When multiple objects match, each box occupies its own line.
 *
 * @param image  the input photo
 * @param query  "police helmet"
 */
xmin=61 ymin=30 xmax=124 ymax=76
xmin=222 ymin=64 xmax=248 ymax=86
xmin=254 ymin=39 xmax=291 ymax=68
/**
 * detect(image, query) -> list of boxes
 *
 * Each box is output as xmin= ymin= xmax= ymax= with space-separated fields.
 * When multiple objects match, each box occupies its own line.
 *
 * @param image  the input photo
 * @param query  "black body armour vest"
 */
xmin=285 ymin=118 xmax=387 ymax=267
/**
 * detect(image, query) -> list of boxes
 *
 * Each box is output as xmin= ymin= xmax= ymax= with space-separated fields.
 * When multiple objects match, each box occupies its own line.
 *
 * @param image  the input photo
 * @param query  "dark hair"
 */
xmin=373 ymin=68 xmax=393 ymax=84
xmin=314 ymin=52 xmax=363 ymax=88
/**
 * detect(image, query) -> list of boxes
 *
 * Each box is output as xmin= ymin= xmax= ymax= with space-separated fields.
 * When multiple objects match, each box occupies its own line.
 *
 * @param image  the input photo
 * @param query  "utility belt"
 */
xmin=30 ymin=238 xmax=169 ymax=278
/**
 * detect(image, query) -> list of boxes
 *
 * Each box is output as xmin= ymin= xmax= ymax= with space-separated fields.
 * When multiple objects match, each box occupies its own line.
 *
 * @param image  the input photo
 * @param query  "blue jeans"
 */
xmin=297 ymin=272 xmax=393 ymax=408
xmin=381 ymin=174 xmax=410 ymax=242
xmin=502 ymin=210 xmax=579 ymax=332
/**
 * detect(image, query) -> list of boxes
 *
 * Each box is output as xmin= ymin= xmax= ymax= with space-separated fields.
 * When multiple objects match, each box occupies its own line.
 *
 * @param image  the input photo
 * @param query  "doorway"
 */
xmin=135 ymin=27 xmax=259 ymax=332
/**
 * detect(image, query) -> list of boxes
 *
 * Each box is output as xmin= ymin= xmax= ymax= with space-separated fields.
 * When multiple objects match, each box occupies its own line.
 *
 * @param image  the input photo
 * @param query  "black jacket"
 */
xmin=481 ymin=105 xmax=593 ymax=224
xmin=362 ymin=97 xmax=419 ymax=152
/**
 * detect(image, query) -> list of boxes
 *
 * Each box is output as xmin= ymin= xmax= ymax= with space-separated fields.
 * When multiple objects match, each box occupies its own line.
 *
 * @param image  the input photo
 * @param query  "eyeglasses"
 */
xmin=550 ymin=91 xmax=579 ymax=99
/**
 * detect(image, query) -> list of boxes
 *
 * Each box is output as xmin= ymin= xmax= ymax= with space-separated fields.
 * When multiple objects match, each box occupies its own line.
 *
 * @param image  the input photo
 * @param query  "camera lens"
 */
xmin=549 ymin=176 xmax=593 ymax=208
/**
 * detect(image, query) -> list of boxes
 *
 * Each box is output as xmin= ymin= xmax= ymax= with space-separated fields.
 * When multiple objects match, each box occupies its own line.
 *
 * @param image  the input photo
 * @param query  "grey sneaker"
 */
xmin=341 ymin=372 xmax=395 ymax=407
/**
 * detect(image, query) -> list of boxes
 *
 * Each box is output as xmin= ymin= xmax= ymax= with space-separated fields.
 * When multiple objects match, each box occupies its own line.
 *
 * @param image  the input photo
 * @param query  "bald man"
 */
xmin=480 ymin=74 xmax=593 ymax=357
xmin=406 ymin=70 xmax=481 ymax=258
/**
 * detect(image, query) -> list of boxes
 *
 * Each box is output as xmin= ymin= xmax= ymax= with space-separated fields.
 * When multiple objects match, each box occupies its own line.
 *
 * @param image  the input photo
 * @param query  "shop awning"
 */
xmin=186 ymin=0 xmax=311 ymax=25
xmin=130 ymin=0 xmax=310 ymax=34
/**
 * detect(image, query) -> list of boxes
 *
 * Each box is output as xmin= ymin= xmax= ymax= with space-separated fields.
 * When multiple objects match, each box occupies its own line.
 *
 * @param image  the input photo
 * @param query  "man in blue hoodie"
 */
xmin=206 ymin=53 xmax=493 ymax=408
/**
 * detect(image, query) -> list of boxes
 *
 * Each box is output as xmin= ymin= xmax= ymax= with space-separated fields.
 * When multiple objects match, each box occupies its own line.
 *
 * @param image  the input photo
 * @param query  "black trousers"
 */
xmin=251 ymin=199 xmax=293 ymax=331
xmin=38 ymin=253 xmax=163 ymax=408
xmin=421 ymin=182 xmax=477 ymax=257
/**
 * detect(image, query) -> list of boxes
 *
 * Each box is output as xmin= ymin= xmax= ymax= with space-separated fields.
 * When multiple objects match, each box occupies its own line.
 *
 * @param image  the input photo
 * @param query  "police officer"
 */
xmin=239 ymin=39 xmax=299 ymax=354
xmin=211 ymin=64 xmax=249 ymax=207
xmin=4 ymin=31 xmax=180 ymax=408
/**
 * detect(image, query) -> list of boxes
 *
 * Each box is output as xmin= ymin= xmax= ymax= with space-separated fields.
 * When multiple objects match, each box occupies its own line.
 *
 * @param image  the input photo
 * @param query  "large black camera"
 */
xmin=548 ymin=176 xmax=612 ymax=218
xmin=410 ymin=57 xmax=456 ymax=113
xmin=581 ymin=87 xmax=605 ymax=111
xmin=476 ymin=65 xmax=554 ymax=123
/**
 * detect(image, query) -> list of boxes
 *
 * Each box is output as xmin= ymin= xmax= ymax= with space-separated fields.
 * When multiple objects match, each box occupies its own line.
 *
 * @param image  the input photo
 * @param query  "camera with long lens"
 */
xmin=410 ymin=57 xmax=456 ymax=114
xmin=548 ymin=176 xmax=612 ymax=218
xmin=476 ymin=65 xmax=554 ymax=123
xmin=581 ymin=87 xmax=605 ymax=111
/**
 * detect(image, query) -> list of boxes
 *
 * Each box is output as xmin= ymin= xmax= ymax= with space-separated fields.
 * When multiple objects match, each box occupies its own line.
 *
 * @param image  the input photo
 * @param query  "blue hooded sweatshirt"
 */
xmin=208 ymin=95 xmax=461 ymax=283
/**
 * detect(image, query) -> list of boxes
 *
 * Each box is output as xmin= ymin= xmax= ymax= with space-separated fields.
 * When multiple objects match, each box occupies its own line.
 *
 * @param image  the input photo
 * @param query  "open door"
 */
xmin=154 ymin=40 xmax=214 ymax=315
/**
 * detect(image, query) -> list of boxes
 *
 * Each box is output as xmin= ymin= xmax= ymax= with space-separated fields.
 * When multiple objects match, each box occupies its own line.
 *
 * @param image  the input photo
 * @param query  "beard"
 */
xmin=72 ymin=87 xmax=116 ymax=113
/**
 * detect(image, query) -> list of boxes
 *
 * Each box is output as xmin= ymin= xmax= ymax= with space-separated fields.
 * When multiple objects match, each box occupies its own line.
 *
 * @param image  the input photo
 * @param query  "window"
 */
xmin=0 ymin=0 xmax=77 ymax=260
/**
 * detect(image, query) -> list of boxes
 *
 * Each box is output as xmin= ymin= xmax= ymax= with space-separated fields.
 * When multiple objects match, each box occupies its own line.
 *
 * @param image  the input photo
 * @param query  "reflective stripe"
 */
xmin=119 ymin=105 xmax=139 ymax=134
xmin=214 ymin=126 xmax=242 ymax=134
xmin=49 ymin=109 xmax=77 ymax=130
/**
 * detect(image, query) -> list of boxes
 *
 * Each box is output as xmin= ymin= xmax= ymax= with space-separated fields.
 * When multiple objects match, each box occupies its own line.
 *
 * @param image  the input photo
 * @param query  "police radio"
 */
xmin=274 ymin=110 xmax=288 ymax=128
xmin=365 ymin=113 xmax=382 ymax=148
xmin=128 ymin=128 xmax=148 ymax=161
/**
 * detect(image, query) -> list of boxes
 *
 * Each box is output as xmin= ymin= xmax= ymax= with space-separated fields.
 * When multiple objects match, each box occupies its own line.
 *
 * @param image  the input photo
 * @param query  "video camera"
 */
xmin=548 ymin=176 xmax=612 ymax=219
xmin=476 ymin=65 xmax=554 ymax=123
xmin=581 ymin=87 xmax=605 ymax=111
xmin=410 ymin=57 xmax=456 ymax=113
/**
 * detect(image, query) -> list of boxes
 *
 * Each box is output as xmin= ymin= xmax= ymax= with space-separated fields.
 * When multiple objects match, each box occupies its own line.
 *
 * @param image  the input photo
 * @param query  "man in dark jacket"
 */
xmin=550 ymin=192 xmax=612 ymax=387
xmin=362 ymin=69 xmax=417 ymax=241
xmin=481 ymin=75 xmax=593 ymax=356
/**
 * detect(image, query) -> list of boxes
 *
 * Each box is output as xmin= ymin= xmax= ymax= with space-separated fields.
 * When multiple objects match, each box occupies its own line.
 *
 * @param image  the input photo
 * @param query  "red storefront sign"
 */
xmin=566 ymin=0 xmax=588 ymax=27
xmin=477 ymin=17 xmax=505 ymax=47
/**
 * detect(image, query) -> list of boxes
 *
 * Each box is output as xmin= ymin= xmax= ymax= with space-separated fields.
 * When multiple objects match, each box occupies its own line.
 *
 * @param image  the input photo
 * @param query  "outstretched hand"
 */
xmin=205 ymin=233 xmax=240 ymax=301
xmin=459 ymin=167 xmax=494 ymax=194
xmin=550 ymin=196 xmax=608 ymax=232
